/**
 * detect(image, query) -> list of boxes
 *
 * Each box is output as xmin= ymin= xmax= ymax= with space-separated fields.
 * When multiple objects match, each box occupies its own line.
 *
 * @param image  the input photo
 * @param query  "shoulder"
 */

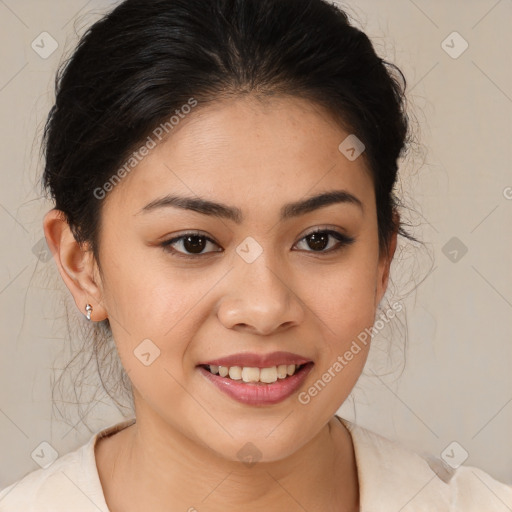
xmin=0 ymin=440 xmax=97 ymax=512
xmin=339 ymin=416 xmax=512 ymax=512
xmin=0 ymin=418 xmax=135 ymax=512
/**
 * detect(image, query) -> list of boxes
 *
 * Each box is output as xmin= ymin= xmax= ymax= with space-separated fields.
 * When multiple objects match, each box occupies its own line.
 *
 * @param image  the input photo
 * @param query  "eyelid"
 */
xmin=297 ymin=224 xmax=352 ymax=240
xmin=162 ymin=230 xmax=215 ymax=244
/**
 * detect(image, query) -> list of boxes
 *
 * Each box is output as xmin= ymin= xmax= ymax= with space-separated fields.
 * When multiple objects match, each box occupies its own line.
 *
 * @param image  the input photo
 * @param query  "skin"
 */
xmin=44 ymin=95 xmax=398 ymax=512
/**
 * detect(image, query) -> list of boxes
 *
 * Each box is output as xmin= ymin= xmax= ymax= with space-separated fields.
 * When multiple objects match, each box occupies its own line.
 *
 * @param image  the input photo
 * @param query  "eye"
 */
xmin=294 ymin=228 xmax=355 ymax=253
xmin=160 ymin=231 xmax=222 ymax=258
xmin=160 ymin=228 xmax=355 ymax=259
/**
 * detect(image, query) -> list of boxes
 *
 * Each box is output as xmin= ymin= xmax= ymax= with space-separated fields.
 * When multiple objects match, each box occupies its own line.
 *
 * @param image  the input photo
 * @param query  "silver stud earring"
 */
xmin=85 ymin=303 xmax=93 ymax=321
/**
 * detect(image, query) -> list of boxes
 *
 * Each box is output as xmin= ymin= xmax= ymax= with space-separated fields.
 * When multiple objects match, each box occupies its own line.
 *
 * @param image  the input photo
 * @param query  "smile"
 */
xmin=197 ymin=352 xmax=314 ymax=405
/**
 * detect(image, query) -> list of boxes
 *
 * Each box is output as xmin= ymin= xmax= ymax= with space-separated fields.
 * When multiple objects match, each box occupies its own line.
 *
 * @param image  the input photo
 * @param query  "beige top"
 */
xmin=1 ymin=416 xmax=511 ymax=511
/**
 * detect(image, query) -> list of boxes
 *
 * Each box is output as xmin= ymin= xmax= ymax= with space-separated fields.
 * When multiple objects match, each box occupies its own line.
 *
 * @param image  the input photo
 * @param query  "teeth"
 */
xmin=260 ymin=366 xmax=278 ymax=383
xmin=208 ymin=364 xmax=302 ymax=383
xmin=277 ymin=364 xmax=288 ymax=379
xmin=228 ymin=366 xmax=242 ymax=380
xmin=242 ymin=367 xmax=260 ymax=382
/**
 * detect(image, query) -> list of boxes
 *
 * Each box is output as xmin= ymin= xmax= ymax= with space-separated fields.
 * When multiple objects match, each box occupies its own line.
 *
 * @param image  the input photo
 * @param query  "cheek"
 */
xmin=97 ymin=243 xmax=198 ymax=377
xmin=102 ymin=265 xmax=202 ymax=422
xmin=297 ymin=261 xmax=378 ymax=414
xmin=313 ymin=253 xmax=380 ymax=340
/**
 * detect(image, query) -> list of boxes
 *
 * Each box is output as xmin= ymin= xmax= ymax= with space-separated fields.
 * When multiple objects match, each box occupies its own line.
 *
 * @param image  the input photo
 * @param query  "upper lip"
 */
xmin=198 ymin=351 xmax=312 ymax=368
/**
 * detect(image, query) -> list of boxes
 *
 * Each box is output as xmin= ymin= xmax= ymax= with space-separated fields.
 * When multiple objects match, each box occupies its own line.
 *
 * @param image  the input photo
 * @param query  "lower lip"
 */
xmin=198 ymin=363 xmax=314 ymax=406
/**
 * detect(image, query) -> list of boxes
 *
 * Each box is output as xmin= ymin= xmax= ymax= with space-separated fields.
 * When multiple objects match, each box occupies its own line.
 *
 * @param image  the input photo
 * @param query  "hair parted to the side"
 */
xmin=41 ymin=0 xmax=421 ymax=427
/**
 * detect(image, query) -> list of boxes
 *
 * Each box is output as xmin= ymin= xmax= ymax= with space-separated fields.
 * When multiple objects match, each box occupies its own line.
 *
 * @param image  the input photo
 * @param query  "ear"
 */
xmin=374 ymin=210 xmax=399 ymax=307
xmin=43 ymin=209 xmax=108 ymax=322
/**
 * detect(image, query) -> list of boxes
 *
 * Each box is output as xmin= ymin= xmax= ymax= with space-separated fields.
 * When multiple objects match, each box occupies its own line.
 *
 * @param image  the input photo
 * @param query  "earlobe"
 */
xmin=43 ymin=209 xmax=108 ymax=322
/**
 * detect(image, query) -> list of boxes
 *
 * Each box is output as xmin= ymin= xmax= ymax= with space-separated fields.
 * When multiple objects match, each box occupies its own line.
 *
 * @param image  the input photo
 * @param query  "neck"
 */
xmin=97 ymin=411 xmax=359 ymax=512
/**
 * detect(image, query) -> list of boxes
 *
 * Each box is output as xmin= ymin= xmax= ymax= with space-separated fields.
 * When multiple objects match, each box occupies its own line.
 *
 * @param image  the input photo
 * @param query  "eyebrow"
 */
xmin=137 ymin=189 xmax=364 ymax=222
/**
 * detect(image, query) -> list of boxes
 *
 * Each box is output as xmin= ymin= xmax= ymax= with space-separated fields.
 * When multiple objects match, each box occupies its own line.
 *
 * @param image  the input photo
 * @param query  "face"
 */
xmin=56 ymin=95 xmax=395 ymax=462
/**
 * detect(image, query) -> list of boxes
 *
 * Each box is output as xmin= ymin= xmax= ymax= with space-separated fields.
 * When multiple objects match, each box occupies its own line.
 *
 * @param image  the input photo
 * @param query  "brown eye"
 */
xmin=182 ymin=235 xmax=208 ymax=254
xmin=305 ymin=232 xmax=330 ymax=251
xmin=295 ymin=229 xmax=355 ymax=253
xmin=161 ymin=229 xmax=354 ymax=259
xmin=161 ymin=232 xmax=222 ymax=257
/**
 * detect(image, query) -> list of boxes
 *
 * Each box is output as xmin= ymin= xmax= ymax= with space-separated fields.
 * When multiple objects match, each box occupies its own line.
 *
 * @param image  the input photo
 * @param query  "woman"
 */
xmin=1 ymin=0 xmax=510 ymax=510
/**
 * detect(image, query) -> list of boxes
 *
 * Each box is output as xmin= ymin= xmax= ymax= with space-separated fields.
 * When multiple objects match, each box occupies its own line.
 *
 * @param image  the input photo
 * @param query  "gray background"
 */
xmin=0 ymin=0 xmax=511 ymax=492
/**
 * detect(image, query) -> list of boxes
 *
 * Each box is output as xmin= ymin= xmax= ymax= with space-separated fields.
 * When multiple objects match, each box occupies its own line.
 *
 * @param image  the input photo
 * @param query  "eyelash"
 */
xmin=160 ymin=228 xmax=355 ymax=259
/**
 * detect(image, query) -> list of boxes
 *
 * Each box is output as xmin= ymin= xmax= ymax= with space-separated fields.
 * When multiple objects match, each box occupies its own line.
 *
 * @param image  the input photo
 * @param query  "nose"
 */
xmin=217 ymin=255 xmax=305 ymax=336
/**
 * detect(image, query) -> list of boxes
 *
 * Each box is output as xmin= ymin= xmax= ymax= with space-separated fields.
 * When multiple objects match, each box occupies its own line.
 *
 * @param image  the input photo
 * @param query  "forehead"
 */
xmin=106 ymin=95 xmax=374 ymax=215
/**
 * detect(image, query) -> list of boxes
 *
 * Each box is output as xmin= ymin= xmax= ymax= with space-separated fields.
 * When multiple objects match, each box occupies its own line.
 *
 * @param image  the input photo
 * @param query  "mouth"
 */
xmin=196 ymin=353 xmax=314 ymax=405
